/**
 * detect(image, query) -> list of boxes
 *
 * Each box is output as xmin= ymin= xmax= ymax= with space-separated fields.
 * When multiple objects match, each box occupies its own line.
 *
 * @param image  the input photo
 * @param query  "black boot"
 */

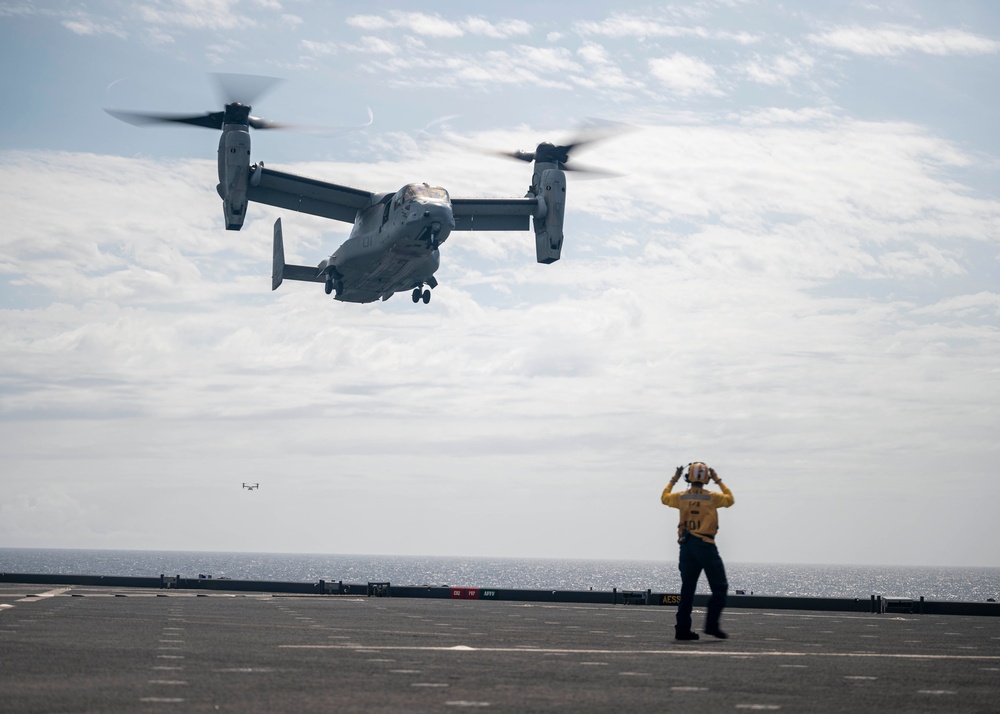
xmin=704 ymin=626 xmax=728 ymax=639
xmin=675 ymin=629 xmax=700 ymax=641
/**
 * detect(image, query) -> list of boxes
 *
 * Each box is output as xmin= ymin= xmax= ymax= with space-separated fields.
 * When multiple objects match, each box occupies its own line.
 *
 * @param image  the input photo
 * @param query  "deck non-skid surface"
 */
xmin=1 ymin=583 xmax=998 ymax=712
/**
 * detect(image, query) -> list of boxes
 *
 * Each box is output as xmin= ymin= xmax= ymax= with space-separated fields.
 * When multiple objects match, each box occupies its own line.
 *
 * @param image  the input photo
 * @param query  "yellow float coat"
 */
xmin=661 ymin=482 xmax=735 ymax=544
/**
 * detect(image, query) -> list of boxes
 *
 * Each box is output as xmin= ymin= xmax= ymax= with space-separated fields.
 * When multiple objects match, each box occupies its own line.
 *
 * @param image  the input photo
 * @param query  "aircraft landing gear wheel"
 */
xmin=325 ymin=279 xmax=334 ymax=295
xmin=422 ymin=289 xmax=431 ymax=304
xmin=412 ymin=287 xmax=421 ymax=303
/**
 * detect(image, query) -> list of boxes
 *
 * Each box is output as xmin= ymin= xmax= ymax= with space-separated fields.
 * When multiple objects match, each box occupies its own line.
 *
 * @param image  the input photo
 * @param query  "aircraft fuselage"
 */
xmin=323 ymin=183 xmax=454 ymax=303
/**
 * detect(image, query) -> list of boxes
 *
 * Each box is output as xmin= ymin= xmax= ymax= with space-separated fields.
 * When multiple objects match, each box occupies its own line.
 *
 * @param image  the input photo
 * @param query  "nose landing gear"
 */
xmin=421 ymin=222 xmax=443 ymax=250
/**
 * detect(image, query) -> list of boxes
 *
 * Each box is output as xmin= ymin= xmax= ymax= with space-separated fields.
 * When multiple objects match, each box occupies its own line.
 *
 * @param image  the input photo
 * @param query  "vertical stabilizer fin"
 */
xmin=272 ymin=218 xmax=285 ymax=290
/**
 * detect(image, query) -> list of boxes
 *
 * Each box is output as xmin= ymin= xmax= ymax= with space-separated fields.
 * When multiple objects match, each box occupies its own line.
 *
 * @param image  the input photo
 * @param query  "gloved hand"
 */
xmin=671 ymin=465 xmax=684 ymax=483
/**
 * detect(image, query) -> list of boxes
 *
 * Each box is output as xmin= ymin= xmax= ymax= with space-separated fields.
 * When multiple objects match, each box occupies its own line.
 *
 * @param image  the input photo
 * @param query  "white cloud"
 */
xmin=346 ymin=12 xmax=531 ymax=39
xmin=738 ymin=107 xmax=836 ymax=125
xmin=912 ymin=291 xmax=1000 ymax=318
xmin=878 ymin=242 xmax=965 ymax=278
xmin=142 ymin=27 xmax=175 ymax=45
xmin=508 ymin=45 xmax=578 ymax=75
xmin=721 ymin=30 xmax=761 ymax=46
xmin=390 ymin=11 xmax=464 ymax=38
xmin=134 ymin=1 xmax=261 ymax=31
xmin=352 ymin=36 xmax=399 ymax=55
xmin=810 ymin=24 xmax=1000 ymax=57
xmin=365 ymin=45 xmax=581 ymax=91
xmin=575 ymin=15 xmax=700 ymax=40
xmin=0 ymin=5 xmax=38 ymax=18
xmin=461 ymin=16 xmax=532 ymax=39
xmin=577 ymin=41 xmax=611 ymax=66
xmin=345 ymin=14 xmax=394 ymax=32
xmin=575 ymin=42 xmax=644 ymax=93
xmin=300 ymin=38 xmax=338 ymax=57
xmin=205 ymin=42 xmax=239 ymax=64
xmin=598 ymin=118 xmax=998 ymax=253
xmin=648 ymin=53 xmax=724 ymax=96
xmin=574 ymin=12 xmax=760 ymax=44
xmin=3 ymin=115 xmax=996 ymax=417
xmin=62 ymin=17 xmax=127 ymax=38
xmin=740 ymin=49 xmax=816 ymax=86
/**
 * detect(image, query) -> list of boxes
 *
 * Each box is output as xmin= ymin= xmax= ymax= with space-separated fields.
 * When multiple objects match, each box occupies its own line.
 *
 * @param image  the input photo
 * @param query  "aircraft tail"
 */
xmin=272 ymin=218 xmax=286 ymax=290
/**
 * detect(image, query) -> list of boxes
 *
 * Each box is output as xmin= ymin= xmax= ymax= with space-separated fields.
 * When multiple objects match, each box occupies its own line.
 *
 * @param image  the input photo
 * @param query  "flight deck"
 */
xmin=2 ymin=580 xmax=998 ymax=713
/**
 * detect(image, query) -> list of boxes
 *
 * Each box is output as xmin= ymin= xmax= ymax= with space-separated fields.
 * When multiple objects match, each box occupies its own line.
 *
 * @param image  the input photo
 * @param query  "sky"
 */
xmin=1 ymin=1 xmax=998 ymax=569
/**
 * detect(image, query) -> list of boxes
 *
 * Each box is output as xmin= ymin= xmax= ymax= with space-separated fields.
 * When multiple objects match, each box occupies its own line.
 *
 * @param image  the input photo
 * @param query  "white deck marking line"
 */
xmin=16 ymin=587 xmax=71 ymax=602
xmin=278 ymin=644 xmax=1000 ymax=661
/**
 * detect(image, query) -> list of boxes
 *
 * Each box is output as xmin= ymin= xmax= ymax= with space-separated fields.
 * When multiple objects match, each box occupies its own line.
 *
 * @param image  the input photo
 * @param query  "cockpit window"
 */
xmin=401 ymin=184 xmax=450 ymax=204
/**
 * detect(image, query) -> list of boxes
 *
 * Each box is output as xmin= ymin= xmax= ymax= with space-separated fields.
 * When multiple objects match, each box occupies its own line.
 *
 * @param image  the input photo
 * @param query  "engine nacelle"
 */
xmin=217 ymin=128 xmax=251 ymax=231
xmin=532 ymin=168 xmax=566 ymax=264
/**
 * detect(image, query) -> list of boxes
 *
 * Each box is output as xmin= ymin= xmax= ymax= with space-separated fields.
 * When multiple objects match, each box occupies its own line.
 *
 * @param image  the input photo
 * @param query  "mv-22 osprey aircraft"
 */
xmin=108 ymin=75 xmax=608 ymax=305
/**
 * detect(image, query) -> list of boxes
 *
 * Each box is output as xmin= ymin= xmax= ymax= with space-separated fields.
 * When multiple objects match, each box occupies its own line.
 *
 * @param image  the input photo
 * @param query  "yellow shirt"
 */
xmin=661 ymin=481 xmax=734 ymax=543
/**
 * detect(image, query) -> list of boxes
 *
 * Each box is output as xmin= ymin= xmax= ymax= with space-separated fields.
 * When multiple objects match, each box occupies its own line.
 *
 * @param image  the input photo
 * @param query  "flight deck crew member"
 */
xmin=661 ymin=462 xmax=735 ymax=641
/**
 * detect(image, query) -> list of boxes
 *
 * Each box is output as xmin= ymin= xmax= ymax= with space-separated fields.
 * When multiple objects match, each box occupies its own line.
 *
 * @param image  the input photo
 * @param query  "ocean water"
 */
xmin=1 ymin=548 xmax=997 ymax=602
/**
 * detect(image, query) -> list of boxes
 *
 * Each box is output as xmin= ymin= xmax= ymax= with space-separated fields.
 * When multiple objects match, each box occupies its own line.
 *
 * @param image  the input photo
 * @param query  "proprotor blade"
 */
xmin=212 ymin=73 xmax=283 ymax=106
xmin=104 ymin=109 xmax=226 ymax=130
xmin=498 ymin=149 xmax=537 ymax=162
xmin=105 ymin=74 xmax=371 ymax=135
xmin=248 ymin=116 xmax=295 ymax=130
xmin=493 ymin=120 xmax=637 ymax=176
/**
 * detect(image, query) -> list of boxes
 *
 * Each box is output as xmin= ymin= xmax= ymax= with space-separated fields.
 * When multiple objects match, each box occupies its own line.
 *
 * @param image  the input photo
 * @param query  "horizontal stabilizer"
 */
xmin=272 ymin=218 xmax=325 ymax=290
xmin=282 ymin=265 xmax=326 ymax=283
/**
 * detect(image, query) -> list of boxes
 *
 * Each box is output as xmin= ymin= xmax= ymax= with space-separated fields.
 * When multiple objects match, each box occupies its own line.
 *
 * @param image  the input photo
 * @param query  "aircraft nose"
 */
xmin=424 ymin=203 xmax=455 ymax=230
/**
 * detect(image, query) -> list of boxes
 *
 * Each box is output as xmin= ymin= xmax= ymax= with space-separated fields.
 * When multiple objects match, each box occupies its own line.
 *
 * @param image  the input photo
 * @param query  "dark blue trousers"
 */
xmin=676 ymin=534 xmax=728 ymax=634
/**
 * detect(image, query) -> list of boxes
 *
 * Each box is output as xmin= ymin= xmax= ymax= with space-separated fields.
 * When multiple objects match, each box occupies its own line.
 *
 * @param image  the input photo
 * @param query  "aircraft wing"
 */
xmin=451 ymin=197 xmax=537 ymax=231
xmin=247 ymin=166 xmax=374 ymax=224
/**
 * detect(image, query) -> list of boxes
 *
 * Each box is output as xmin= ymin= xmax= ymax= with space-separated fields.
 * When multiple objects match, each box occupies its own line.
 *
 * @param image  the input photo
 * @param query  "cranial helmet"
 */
xmin=686 ymin=462 xmax=710 ymax=484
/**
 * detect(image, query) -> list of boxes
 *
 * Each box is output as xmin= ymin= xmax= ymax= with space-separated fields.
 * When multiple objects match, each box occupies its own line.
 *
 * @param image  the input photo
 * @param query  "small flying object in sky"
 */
xmin=107 ymin=74 xmax=619 ymax=305
xmin=242 ymin=483 xmax=259 ymax=491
